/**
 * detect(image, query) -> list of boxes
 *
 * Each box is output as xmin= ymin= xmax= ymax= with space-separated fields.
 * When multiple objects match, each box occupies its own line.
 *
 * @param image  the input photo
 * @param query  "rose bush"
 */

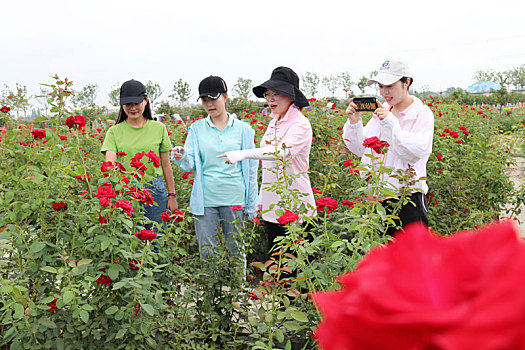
xmin=0 ymin=76 xmax=523 ymax=348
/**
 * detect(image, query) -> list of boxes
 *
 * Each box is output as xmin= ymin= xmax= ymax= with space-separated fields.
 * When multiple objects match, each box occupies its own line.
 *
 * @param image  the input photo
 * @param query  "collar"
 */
xmin=270 ymin=104 xmax=300 ymax=123
xmin=385 ymin=96 xmax=423 ymax=121
xmin=205 ymin=113 xmax=235 ymax=128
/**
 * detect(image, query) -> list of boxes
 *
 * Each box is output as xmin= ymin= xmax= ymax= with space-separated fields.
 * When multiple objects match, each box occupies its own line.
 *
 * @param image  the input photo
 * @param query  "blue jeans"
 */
xmin=144 ymin=177 xmax=168 ymax=249
xmin=194 ymin=207 xmax=246 ymax=276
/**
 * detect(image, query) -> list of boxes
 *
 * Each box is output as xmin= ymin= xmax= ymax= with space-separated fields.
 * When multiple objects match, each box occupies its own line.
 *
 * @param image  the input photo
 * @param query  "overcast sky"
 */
xmin=1 ymin=0 xmax=524 ymax=106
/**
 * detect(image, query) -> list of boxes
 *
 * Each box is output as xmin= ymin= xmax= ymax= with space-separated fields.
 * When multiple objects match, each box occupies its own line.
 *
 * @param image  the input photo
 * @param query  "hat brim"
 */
xmin=253 ymin=80 xmax=309 ymax=108
xmin=196 ymin=92 xmax=222 ymax=101
xmin=367 ymin=73 xmax=403 ymax=86
xmin=120 ymin=96 xmax=146 ymax=106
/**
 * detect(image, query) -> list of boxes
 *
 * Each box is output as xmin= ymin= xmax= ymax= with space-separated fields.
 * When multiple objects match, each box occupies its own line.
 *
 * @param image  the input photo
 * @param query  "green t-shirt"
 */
xmin=101 ymin=119 xmax=173 ymax=178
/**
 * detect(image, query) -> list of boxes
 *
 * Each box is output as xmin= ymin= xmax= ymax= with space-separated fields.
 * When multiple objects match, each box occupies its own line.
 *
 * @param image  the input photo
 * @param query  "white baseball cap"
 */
xmin=367 ymin=59 xmax=412 ymax=86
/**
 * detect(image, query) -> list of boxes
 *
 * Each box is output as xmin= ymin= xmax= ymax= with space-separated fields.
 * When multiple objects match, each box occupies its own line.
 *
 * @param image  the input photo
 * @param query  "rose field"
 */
xmin=1 ymin=79 xmax=525 ymax=349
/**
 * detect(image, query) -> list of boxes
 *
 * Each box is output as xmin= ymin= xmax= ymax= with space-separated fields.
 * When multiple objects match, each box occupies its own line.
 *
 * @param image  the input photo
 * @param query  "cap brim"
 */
xmin=196 ymin=92 xmax=222 ymax=101
xmin=367 ymin=73 xmax=403 ymax=86
xmin=120 ymin=96 xmax=146 ymax=105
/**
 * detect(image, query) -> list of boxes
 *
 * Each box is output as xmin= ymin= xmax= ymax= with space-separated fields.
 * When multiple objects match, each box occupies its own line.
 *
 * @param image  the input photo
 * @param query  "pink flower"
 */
xmin=311 ymin=221 xmax=525 ymax=350
xmin=276 ymin=210 xmax=299 ymax=225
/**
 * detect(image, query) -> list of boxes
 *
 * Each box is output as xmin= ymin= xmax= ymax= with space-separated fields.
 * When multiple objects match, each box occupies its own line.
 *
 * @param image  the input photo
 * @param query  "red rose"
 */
xmin=146 ymin=150 xmax=161 ymax=168
xmin=101 ymin=161 xmax=115 ymax=174
xmin=231 ymin=205 xmax=243 ymax=211
xmin=116 ymin=151 xmax=127 ymax=157
xmin=341 ymin=200 xmax=354 ymax=207
xmin=98 ymin=214 xmax=108 ymax=224
xmin=252 ymin=218 xmax=260 ymax=225
xmin=46 ymin=298 xmax=58 ymax=312
xmin=455 ymin=140 xmax=463 ymax=144
xmin=362 ymin=136 xmax=389 ymax=154
xmin=172 ymin=210 xmax=184 ymax=222
xmin=65 ymin=115 xmax=86 ymax=129
xmin=96 ymin=270 xmax=113 ymax=285
xmin=113 ymin=199 xmax=134 ymax=217
xmin=99 ymin=197 xmax=112 ymax=207
xmin=58 ymin=134 xmax=68 ymax=141
xmin=134 ymin=229 xmax=157 ymax=241
xmin=0 ymin=106 xmax=10 ymax=113
xmin=129 ymin=259 xmax=141 ymax=270
xmin=312 ymin=187 xmax=323 ymax=194
xmin=311 ymin=221 xmax=525 ymax=350
xmin=316 ymin=197 xmax=338 ymax=214
xmin=52 ymin=201 xmax=68 ymax=211
xmin=131 ymin=189 xmax=154 ymax=205
xmin=160 ymin=212 xmax=172 ymax=222
xmin=188 ymin=179 xmax=194 ymax=185
xmin=95 ymin=185 xmax=116 ymax=199
xmin=276 ymin=210 xmax=299 ymax=225
xmin=182 ymin=172 xmax=190 ymax=180
xmin=31 ymin=130 xmax=46 ymax=139
xmin=458 ymin=126 xmax=467 ymax=131
xmin=342 ymin=160 xmax=354 ymax=167
xmin=435 ymin=154 xmax=443 ymax=161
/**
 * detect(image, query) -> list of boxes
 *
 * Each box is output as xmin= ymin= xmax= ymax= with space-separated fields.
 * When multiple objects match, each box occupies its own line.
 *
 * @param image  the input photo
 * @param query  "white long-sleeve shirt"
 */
xmin=342 ymin=96 xmax=434 ymax=194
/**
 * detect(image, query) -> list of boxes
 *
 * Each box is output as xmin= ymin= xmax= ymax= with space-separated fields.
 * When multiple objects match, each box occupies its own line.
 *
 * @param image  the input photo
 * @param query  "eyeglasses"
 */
xmin=263 ymin=92 xmax=280 ymax=100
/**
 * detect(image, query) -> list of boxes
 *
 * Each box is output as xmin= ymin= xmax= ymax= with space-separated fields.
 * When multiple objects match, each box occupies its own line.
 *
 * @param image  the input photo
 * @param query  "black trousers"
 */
xmin=383 ymin=192 xmax=429 ymax=236
xmin=264 ymin=221 xmax=313 ymax=253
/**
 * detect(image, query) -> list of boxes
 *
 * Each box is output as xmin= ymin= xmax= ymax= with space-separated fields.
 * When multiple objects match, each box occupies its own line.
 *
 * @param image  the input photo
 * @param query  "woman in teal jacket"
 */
xmin=171 ymin=76 xmax=258 ymax=276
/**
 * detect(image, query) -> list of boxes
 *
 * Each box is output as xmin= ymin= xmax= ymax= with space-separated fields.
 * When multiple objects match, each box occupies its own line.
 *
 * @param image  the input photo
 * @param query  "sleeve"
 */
xmin=172 ymin=126 xmax=196 ymax=172
xmin=242 ymin=127 xmax=259 ymax=219
xmin=342 ymin=119 xmax=366 ymax=157
xmin=379 ymin=107 xmax=434 ymax=164
xmin=100 ymin=127 xmax=117 ymax=153
xmin=224 ymin=146 xmax=286 ymax=164
xmin=159 ymin=124 xmax=173 ymax=152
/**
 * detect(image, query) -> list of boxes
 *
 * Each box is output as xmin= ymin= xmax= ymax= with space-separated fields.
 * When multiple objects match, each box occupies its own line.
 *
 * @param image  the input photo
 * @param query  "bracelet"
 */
xmin=167 ymin=193 xmax=177 ymax=198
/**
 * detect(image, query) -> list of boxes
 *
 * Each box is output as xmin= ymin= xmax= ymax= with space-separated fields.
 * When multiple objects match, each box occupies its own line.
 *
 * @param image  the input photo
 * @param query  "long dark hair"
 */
xmin=116 ymin=98 xmax=153 ymax=124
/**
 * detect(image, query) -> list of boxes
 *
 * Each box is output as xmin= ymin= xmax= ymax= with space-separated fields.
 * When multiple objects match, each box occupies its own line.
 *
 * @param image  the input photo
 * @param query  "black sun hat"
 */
xmin=253 ymin=67 xmax=309 ymax=108
xmin=198 ymin=76 xmax=227 ymax=101
xmin=120 ymin=80 xmax=147 ymax=106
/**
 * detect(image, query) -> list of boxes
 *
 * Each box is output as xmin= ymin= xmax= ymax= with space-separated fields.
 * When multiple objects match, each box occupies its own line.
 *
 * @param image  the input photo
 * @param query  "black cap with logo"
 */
xmin=198 ymin=76 xmax=227 ymax=101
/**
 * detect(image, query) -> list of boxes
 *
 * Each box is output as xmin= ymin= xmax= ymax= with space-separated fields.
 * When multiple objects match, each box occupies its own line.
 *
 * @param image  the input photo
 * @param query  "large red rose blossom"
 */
xmin=113 ymin=199 xmax=134 ymax=217
xmin=316 ymin=197 xmax=338 ymax=214
xmin=311 ymin=221 xmax=525 ymax=350
xmin=146 ymin=150 xmax=161 ymax=168
xmin=65 ymin=115 xmax=86 ymax=130
xmin=95 ymin=185 xmax=117 ymax=199
xmin=276 ymin=210 xmax=299 ymax=225
xmin=362 ymin=136 xmax=389 ymax=155
xmin=134 ymin=229 xmax=157 ymax=241
xmin=31 ymin=130 xmax=46 ymax=139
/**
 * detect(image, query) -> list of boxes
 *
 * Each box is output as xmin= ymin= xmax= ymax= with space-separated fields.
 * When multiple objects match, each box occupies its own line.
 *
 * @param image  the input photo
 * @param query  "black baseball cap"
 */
xmin=198 ymin=76 xmax=227 ymax=101
xmin=120 ymin=80 xmax=147 ymax=106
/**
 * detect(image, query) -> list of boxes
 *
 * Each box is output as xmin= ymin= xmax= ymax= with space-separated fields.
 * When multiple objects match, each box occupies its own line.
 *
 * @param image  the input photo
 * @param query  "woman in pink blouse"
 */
xmin=218 ymin=66 xmax=315 ymax=251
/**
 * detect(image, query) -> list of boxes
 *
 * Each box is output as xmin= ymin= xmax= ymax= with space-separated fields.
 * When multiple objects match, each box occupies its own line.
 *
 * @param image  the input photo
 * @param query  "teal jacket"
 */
xmin=172 ymin=116 xmax=259 ymax=219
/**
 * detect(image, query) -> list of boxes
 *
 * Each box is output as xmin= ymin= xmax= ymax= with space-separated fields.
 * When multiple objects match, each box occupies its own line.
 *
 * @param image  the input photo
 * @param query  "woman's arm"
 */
xmin=161 ymin=151 xmax=178 ymax=212
xmin=171 ymin=127 xmax=196 ymax=172
xmin=105 ymin=150 xmax=117 ymax=163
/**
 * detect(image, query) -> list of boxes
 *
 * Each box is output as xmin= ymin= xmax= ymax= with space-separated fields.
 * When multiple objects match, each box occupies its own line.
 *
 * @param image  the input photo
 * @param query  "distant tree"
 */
xmin=36 ymin=87 xmax=52 ymax=117
xmin=173 ymin=79 xmax=192 ymax=107
xmin=357 ymin=76 xmax=369 ymax=95
xmin=510 ymin=65 xmax=525 ymax=90
xmin=7 ymin=84 xmax=31 ymax=121
xmin=338 ymin=72 xmax=354 ymax=100
xmin=145 ymin=81 xmax=162 ymax=108
xmin=322 ymin=75 xmax=339 ymax=98
xmin=302 ymin=72 xmax=320 ymax=98
xmin=108 ymin=84 xmax=120 ymax=106
xmin=233 ymin=77 xmax=253 ymax=101
xmin=72 ymin=84 xmax=98 ymax=108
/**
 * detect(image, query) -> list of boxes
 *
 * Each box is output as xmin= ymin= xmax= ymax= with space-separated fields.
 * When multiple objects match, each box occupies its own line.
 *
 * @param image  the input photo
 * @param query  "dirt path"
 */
xmin=502 ymin=156 xmax=525 ymax=238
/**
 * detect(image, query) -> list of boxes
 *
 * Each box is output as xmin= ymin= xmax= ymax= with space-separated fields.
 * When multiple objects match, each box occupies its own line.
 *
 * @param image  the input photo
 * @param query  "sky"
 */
xmin=1 ymin=0 xmax=524 ymax=108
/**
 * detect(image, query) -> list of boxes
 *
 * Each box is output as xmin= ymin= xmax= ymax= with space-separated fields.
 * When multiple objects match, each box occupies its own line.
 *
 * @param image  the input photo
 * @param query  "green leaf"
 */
xmin=40 ymin=319 xmax=57 ymax=329
xmin=82 ymin=304 xmax=94 ymax=311
xmin=0 ymin=285 xmax=13 ymax=294
xmin=30 ymin=242 xmax=46 ymax=253
xmin=107 ymin=266 xmax=119 ymax=281
xmin=112 ymin=281 xmax=127 ymax=290
xmin=105 ymin=306 xmax=119 ymax=315
xmin=13 ymin=303 xmax=25 ymax=319
xmin=101 ymin=238 xmax=111 ymax=251
xmin=141 ymin=303 xmax=155 ymax=316
xmin=283 ymin=321 xmax=302 ymax=331
xmin=146 ymin=338 xmax=157 ymax=347
xmin=330 ymin=240 xmax=345 ymax=248
xmin=275 ymin=328 xmax=284 ymax=343
xmin=79 ymin=310 xmax=89 ymax=323
xmin=77 ymin=259 xmax=92 ymax=266
xmin=114 ymin=310 xmax=125 ymax=320
xmin=115 ymin=327 xmax=127 ymax=339
xmin=63 ymin=290 xmax=74 ymax=305
xmin=290 ymin=310 xmax=308 ymax=322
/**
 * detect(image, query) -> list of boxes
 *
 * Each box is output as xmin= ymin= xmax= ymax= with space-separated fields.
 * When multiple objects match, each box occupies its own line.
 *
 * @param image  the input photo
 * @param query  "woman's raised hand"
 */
xmin=345 ymin=98 xmax=362 ymax=124
xmin=216 ymin=153 xmax=232 ymax=164
xmin=374 ymin=100 xmax=391 ymax=120
xmin=172 ymin=147 xmax=184 ymax=160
